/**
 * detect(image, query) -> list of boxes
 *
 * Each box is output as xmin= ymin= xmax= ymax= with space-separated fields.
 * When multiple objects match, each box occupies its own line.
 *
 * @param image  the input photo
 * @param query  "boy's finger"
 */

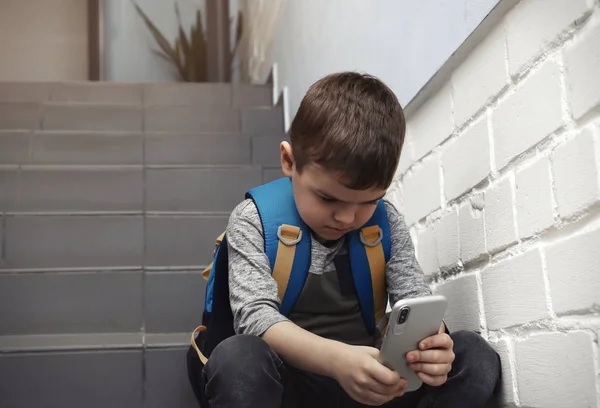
xmin=368 ymin=360 xmax=403 ymax=386
xmin=408 ymin=362 xmax=451 ymax=376
xmin=416 ymin=371 xmax=447 ymax=387
xmin=419 ymin=333 xmax=453 ymax=350
xmin=407 ymin=349 xmax=451 ymax=364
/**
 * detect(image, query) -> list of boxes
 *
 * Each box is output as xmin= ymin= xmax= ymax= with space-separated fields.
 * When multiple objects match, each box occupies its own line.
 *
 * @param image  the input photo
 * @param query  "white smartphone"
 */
xmin=379 ymin=295 xmax=448 ymax=392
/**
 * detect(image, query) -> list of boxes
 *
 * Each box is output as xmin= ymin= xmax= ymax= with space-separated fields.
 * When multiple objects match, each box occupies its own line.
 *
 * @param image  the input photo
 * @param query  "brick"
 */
xmin=50 ymin=83 xmax=142 ymax=104
xmin=3 ymin=215 xmax=143 ymax=269
xmin=0 ymin=168 xmax=17 ymax=212
xmin=146 ymin=349 xmax=199 ymax=408
xmin=0 ymin=82 xmax=52 ymax=103
xmin=459 ymin=204 xmax=486 ymax=264
xmin=233 ymin=84 xmax=272 ymax=108
xmin=505 ymin=0 xmax=591 ymax=76
xmin=403 ymin=156 xmax=442 ymax=225
xmin=433 ymin=273 xmax=480 ymax=332
xmin=252 ymin=135 xmax=287 ymax=166
xmin=553 ymin=129 xmax=600 ymax=217
xmin=484 ymin=178 xmax=517 ymax=254
xmin=145 ymin=272 xmax=206 ymax=333
xmin=0 ymin=271 xmax=142 ymax=335
xmin=0 ymin=103 xmax=41 ymax=129
xmin=0 ymin=131 xmax=30 ymax=165
xmin=482 ymin=249 xmax=548 ymax=329
xmin=435 ymin=209 xmax=459 ymax=269
xmin=146 ymin=167 xmax=262 ymax=212
xmin=145 ymin=133 xmax=252 ymax=165
xmin=242 ymin=107 xmax=285 ymax=133
xmin=408 ymin=83 xmax=453 ymax=160
xmin=453 ymin=24 xmax=508 ymax=126
xmin=493 ymin=61 xmax=563 ymax=170
xmin=0 ymin=351 xmax=142 ymax=408
xmin=263 ymin=167 xmax=284 ymax=184
xmin=515 ymin=331 xmax=597 ymax=408
xmin=545 ymin=226 xmax=600 ymax=314
xmin=30 ymin=131 xmax=143 ymax=165
xmin=416 ymin=225 xmax=438 ymax=276
xmin=145 ymin=215 xmax=229 ymax=266
xmin=565 ymin=23 xmax=600 ymax=120
xmin=42 ymin=104 xmax=143 ymax=131
xmin=442 ymin=116 xmax=490 ymax=200
xmin=397 ymin=139 xmax=414 ymax=176
xmin=17 ymin=168 xmax=143 ymax=212
xmin=515 ymin=157 xmax=555 ymax=238
xmin=489 ymin=338 xmax=518 ymax=407
xmin=144 ymin=83 xmax=231 ymax=106
xmin=145 ymin=106 xmax=240 ymax=132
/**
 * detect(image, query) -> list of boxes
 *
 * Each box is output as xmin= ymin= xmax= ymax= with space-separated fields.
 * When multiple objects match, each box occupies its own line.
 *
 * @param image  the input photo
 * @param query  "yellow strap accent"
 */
xmin=201 ymin=231 xmax=227 ymax=280
xmin=201 ymin=262 xmax=213 ymax=280
xmin=361 ymin=225 xmax=387 ymax=325
xmin=272 ymin=225 xmax=300 ymax=301
xmin=190 ymin=325 xmax=209 ymax=365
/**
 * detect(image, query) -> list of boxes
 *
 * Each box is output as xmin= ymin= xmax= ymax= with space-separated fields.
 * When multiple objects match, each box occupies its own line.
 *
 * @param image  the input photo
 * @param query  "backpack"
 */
xmin=186 ymin=177 xmax=391 ymax=401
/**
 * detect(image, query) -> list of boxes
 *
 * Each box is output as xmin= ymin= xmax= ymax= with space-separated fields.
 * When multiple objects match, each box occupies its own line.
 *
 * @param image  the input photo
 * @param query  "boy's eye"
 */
xmin=319 ymin=196 xmax=336 ymax=203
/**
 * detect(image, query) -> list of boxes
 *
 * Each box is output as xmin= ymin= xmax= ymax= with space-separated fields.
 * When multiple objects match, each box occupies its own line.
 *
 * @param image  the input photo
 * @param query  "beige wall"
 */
xmin=0 ymin=0 xmax=88 ymax=81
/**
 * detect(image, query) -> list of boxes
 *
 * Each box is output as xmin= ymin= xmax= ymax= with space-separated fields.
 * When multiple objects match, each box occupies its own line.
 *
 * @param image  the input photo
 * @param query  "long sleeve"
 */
xmin=226 ymin=199 xmax=290 ymax=336
xmin=384 ymin=200 xmax=432 ymax=306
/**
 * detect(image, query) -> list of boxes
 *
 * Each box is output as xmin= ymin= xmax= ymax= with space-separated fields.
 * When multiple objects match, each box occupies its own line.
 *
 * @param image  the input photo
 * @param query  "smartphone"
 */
xmin=379 ymin=295 xmax=448 ymax=392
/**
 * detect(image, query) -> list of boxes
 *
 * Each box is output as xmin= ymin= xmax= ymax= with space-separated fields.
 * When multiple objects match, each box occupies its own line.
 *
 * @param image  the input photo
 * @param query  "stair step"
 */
xmin=0 ymin=81 xmax=273 ymax=108
xmin=0 ymin=271 xmax=206 ymax=337
xmin=145 ymin=215 xmax=228 ymax=267
xmin=0 ymin=342 xmax=197 ymax=408
xmin=0 ymin=213 xmax=231 ymax=270
xmin=44 ymin=103 xmax=144 ymax=131
xmin=0 ymin=102 xmax=284 ymax=133
xmin=0 ymin=348 xmax=145 ymax=408
xmin=145 ymin=165 xmax=262 ymax=212
xmin=0 ymin=130 xmax=285 ymax=166
xmin=0 ymin=333 xmax=143 ymax=352
xmin=0 ymin=102 xmax=41 ymax=129
xmin=0 ymin=165 xmax=263 ymax=213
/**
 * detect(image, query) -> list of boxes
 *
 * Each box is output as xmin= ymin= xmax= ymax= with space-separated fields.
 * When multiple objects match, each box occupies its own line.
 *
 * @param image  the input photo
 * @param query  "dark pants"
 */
xmin=189 ymin=330 xmax=501 ymax=408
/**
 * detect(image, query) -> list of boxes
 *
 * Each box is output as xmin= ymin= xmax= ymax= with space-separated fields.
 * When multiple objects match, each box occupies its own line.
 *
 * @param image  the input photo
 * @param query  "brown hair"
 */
xmin=290 ymin=72 xmax=406 ymax=190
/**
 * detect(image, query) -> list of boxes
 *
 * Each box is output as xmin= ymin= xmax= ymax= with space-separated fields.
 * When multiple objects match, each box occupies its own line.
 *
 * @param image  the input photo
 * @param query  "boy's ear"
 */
xmin=280 ymin=141 xmax=294 ymax=177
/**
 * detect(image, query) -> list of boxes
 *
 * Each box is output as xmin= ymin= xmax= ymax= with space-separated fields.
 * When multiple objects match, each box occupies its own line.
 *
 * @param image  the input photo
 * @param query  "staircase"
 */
xmin=0 ymin=81 xmax=286 ymax=408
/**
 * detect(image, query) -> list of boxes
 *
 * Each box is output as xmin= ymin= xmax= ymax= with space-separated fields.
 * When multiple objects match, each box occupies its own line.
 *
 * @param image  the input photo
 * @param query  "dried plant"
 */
xmin=132 ymin=1 xmax=243 ymax=82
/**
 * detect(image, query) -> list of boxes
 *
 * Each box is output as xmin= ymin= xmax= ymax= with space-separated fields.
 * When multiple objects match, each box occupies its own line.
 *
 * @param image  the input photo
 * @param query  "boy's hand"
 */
xmin=406 ymin=323 xmax=454 ymax=387
xmin=333 ymin=344 xmax=407 ymax=406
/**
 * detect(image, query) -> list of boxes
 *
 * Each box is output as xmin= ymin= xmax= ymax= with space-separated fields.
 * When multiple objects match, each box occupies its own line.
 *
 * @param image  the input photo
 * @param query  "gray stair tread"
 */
xmin=0 ymin=333 xmax=143 ymax=352
xmin=146 ymin=333 xmax=192 ymax=348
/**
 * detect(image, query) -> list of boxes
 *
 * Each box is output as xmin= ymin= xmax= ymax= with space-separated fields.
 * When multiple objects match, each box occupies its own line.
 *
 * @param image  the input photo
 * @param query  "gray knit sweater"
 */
xmin=226 ymin=198 xmax=431 ymax=345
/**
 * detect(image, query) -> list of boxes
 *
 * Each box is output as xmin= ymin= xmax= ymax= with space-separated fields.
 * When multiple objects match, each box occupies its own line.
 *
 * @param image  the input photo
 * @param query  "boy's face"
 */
xmin=280 ymin=142 xmax=387 ymax=242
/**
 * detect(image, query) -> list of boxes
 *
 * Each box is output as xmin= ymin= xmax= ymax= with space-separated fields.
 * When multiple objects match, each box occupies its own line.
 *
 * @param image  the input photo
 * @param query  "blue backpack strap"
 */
xmin=246 ymin=177 xmax=311 ymax=316
xmin=348 ymin=200 xmax=391 ymax=334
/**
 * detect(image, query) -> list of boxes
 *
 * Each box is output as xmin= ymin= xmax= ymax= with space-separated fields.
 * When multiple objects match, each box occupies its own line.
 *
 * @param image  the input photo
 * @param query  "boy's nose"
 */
xmin=333 ymin=209 xmax=355 ymax=225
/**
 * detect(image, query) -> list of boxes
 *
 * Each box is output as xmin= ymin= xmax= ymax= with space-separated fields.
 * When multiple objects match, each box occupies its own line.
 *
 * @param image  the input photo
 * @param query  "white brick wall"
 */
xmin=514 ymin=331 xmax=598 ymax=408
xmin=435 ymin=209 xmax=460 ymax=270
xmin=433 ymin=273 xmax=480 ymax=332
xmin=515 ymin=157 xmax=555 ymax=238
xmin=442 ymin=115 xmax=491 ymax=201
xmin=493 ymin=60 xmax=563 ymax=170
xmin=552 ymin=128 xmax=600 ymax=218
xmin=482 ymin=249 xmax=548 ymax=330
xmin=395 ymin=0 xmax=600 ymax=404
xmin=564 ymin=20 xmax=600 ymax=120
xmin=402 ymin=155 xmax=442 ymax=225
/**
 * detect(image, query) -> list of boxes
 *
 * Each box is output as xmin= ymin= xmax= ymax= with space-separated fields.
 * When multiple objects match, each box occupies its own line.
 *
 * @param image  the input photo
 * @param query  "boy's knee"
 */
xmin=451 ymin=330 xmax=501 ymax=382
xmin=205 ymin=334 xmax=281 ymax=377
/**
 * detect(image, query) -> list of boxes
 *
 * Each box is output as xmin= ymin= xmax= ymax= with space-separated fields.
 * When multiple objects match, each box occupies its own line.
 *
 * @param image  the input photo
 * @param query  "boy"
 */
xmin=196 ymin=72 xmax=500 ymax=407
